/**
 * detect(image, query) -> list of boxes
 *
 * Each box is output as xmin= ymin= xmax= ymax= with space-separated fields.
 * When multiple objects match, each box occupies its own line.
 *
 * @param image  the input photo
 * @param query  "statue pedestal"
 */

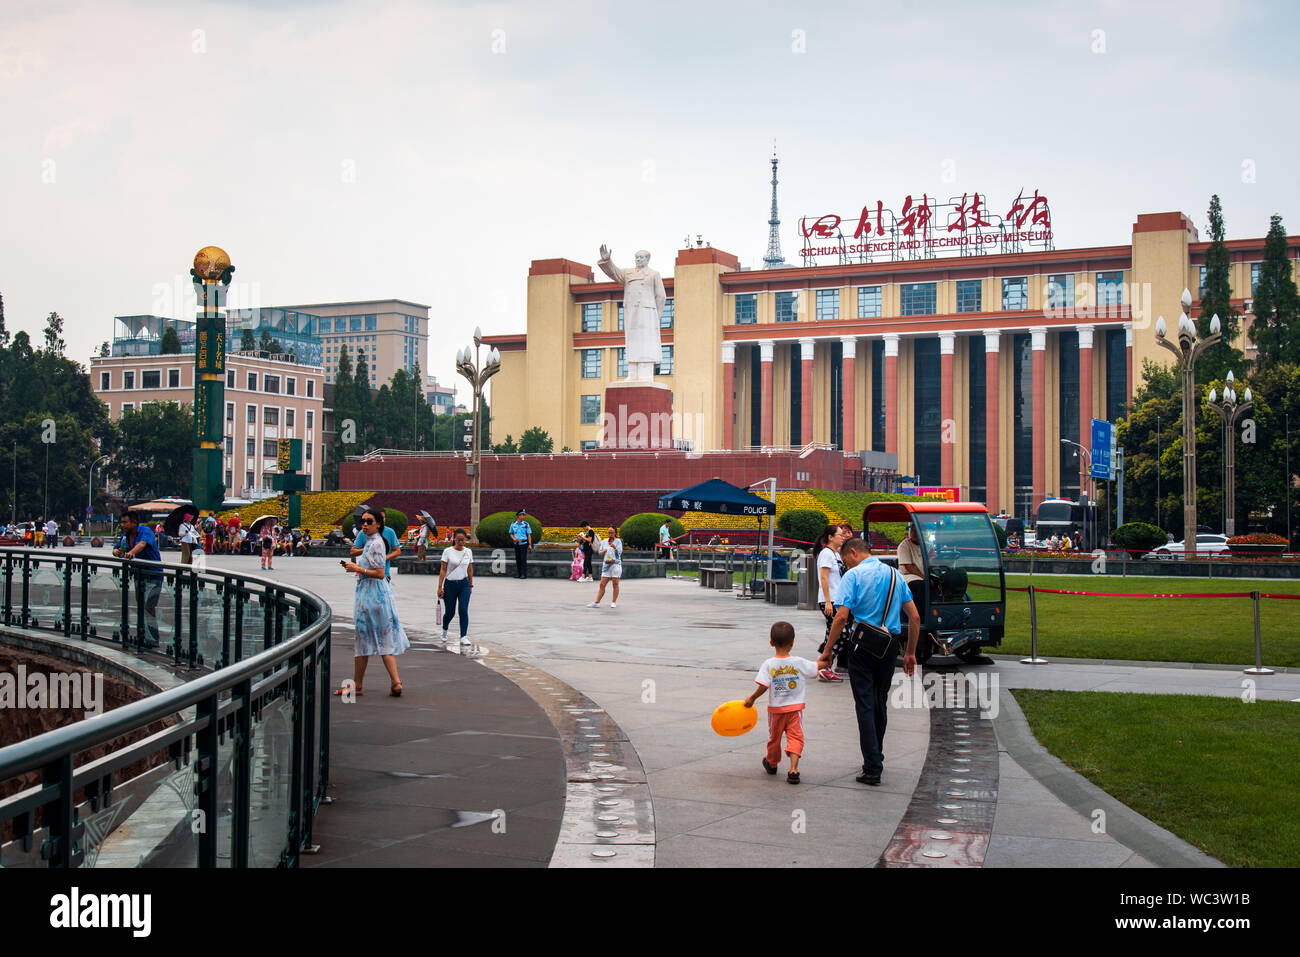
xmin=602 ymin=381 xmax=673 ymax=450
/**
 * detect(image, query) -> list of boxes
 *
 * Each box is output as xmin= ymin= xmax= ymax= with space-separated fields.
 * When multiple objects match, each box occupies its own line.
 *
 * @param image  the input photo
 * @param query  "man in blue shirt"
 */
xmin=819 ymin=537 xmax=920 ymax=786
xmin=112 ymin=509 xmax=163 ymax=648
xmin=509 ymin=509 xmax=533 ymax=579
xmin=351 ymin=511 xmax=402 ymax=579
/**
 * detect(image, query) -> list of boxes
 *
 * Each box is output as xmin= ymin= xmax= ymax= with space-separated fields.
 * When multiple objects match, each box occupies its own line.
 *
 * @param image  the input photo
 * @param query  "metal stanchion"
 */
xmin=1020 ymin=584 xmax=1048 ymax=664
xmin=1244 ymin=591 xmax=1275 ymax=675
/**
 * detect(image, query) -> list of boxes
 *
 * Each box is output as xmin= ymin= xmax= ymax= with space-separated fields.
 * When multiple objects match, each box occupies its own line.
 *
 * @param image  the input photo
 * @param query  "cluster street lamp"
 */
xmin=455 ymin=327 xmax=501 ymax=533
xmin=1154 ymin=288 xmax=1221 ymax=559
xmin=1206 ymin=371 xmax=1252 ymax=537
xmin=87 ymin=454 xmax=110 ymax=531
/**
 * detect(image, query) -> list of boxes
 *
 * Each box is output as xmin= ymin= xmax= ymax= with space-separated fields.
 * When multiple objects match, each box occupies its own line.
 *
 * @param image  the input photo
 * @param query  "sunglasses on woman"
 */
xmin=361 ymin=518 xmax=376 ymax=526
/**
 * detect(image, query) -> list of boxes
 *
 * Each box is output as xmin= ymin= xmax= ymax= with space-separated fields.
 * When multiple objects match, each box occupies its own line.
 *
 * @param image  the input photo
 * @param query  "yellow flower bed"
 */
xmin=216 ymin=491 xmax=373 ymax=539
xmin=542 ymin=526 xmax=585 ymax=544
xmin=672 ymin=490 xmax=848 ymax=532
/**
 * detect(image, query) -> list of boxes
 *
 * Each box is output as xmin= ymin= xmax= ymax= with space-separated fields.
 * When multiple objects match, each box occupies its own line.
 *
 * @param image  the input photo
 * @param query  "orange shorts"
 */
xmin=766 ymin=708 xmax=805 ymax=764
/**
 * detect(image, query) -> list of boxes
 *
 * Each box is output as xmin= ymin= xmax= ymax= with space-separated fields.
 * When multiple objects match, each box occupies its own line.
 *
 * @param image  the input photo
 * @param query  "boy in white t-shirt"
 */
xmin=743 ymin=621 xmax=820 ymax=785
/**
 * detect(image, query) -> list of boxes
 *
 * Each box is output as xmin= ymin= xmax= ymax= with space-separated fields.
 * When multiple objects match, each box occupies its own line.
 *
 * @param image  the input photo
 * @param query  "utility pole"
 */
xmin=1116 ymin=446 xmax=1125 ymax=527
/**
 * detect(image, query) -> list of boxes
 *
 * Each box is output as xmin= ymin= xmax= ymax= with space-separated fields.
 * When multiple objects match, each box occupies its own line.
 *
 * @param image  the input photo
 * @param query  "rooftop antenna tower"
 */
xmin=763 ymin=144 xmax=786 ymax=268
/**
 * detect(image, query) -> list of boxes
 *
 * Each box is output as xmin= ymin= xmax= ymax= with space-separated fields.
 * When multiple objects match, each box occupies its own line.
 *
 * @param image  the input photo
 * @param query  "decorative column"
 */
xmin=190 ymin=246 xmax=233 ymax=515
xmin=721 ymin=341 xmax=736 ymax=450
xmin=1124 ymin=321 xmax=1134 ymax=403
xmin=840 ymin=336 xmax=857 ymax=452
xmin=884 ymin=334 xmax=899 ymax=456
xmin=1031 ymin=326 xmax=1047 ymax=511
xmin=939 ymin=332 xmax=955 ymax=487
xmin=983 ymin=330 xmax=1000 ymax=512
xmin=759 ymin=339 xmax=774 ymax=448
xmin=1078 ymin=325 xmax=1095 ymax=501
xmin=799 ymin=338 xmax=814 ymax=447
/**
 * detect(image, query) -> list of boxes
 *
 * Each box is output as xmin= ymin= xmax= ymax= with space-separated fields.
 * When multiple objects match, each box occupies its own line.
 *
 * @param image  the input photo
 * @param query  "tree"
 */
xmin=323 ymin=346 xmax=356 ymax=490
xmin=1196 ymin=195 xmax=1247 ymax=384
xmin=106 ymin=402 xmax=195 ymax=500
xmin=1249 ymin=214 xmax=1300 ymax=367
xmin=160 ymin=326 xmax=182 ymax=354
xmin=42 ymin=311 xmax=66 ymax=358
xmin=0 ymin=292 xmax=8 ymax=348
xmin=258 ymin=328 xmax=284 ymax=354
xmin=239 ymin=328 xmax=256 ymax=352
xmin=519 ymin=426 xmax=554 ymax=454
xmin=492 ymin=434 xmax=517 ymax=454
xmin=97 ymin=341 xmax=110 ymax=357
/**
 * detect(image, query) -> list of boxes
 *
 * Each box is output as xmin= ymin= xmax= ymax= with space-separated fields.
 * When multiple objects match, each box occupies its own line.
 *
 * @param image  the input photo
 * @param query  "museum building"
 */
xmin=484 ymin=211 xmax=1299 ymax=520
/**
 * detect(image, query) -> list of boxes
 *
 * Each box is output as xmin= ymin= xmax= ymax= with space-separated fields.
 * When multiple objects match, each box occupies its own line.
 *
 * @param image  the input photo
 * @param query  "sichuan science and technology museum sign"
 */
xmin=798 ymin=189 xmax=1054 ymax=264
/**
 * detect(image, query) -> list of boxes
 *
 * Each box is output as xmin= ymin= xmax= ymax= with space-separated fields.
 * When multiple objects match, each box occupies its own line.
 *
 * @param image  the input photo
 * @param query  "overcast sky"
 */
xmin=2 ymin=0 xmax=1297 ymax=405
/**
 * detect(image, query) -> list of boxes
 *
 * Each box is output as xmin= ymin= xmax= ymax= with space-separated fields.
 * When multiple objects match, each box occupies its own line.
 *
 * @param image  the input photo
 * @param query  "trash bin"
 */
xmin=771 ymin=554 xmax=789 ymax=579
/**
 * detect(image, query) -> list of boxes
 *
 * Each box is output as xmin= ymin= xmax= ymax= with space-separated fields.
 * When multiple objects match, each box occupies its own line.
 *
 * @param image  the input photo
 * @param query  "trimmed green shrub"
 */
xmin=991 ymin=521 xmax=1007 ymax=549
xmin=776 ymin=508 xmax=829 ymax=546
xmin=475 ymin=511 xmax=542 ymax=548
xmin=619 ymin=512 xmax=685 ymax=549
xmin=1111 ymin=522 xmax=1167 ymax=554
xmin=343 ymin=508 xmax=409 ymax=540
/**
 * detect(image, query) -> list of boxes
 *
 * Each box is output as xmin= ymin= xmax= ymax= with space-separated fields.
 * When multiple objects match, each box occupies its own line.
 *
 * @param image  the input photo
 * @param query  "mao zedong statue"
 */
xmin=597 ymin=245 xmax=665 ymax=383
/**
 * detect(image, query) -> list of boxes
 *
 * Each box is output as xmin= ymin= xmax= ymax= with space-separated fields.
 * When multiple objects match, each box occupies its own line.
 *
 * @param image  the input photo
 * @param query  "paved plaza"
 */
xmin=166 ymin=549 xmax=1300 ymax=867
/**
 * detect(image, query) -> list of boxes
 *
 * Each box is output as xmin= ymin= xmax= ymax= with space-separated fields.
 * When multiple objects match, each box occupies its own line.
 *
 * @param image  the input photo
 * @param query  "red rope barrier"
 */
xmin=969 ymin=580 xmax=1298 ymax=600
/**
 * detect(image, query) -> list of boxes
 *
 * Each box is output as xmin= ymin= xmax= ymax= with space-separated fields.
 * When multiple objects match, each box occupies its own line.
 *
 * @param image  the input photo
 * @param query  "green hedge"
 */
xmin=991 ymin=521 xmax=1007 ymax=549
xmin=777 ymin=508 xmax=829 ymax=546
xmin=342 ymin=508 xmax=408 ymax=540
xmin=620 ymin=512 xmax=685 ymax=549
xmin=475 ymin=511 xmax=542 ymax=548
xmin=1111 ymin=522 xmax=1167 ymax=554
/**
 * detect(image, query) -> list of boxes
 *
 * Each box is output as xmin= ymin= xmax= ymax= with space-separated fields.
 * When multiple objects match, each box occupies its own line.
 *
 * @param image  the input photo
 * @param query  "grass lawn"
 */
xmin=1012 ymin=690 xmax=1300 ymax=867
xmin=968 ymin=574 xmax=1300 ymax=667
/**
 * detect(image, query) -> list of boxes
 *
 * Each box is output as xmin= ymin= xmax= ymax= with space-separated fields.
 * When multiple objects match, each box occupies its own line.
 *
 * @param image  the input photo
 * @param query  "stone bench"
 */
xmin=698 ymin=566 xmax=731 ymax=590
xmin=764 ymin=579 xmax=798 ymax=606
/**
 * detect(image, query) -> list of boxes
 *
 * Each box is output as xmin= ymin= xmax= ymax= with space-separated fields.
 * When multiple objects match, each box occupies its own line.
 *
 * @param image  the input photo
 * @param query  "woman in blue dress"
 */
xmin=336 ymin=509 xmax=410 ymax=696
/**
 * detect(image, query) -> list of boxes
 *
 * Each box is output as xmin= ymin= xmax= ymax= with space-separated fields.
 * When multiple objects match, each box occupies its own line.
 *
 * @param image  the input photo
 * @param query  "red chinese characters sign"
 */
xmin=798 ymin=190 xmax=1053 ymax=263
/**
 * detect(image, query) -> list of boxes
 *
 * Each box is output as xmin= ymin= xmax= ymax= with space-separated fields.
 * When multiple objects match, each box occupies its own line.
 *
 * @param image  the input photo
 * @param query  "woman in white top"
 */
xmin=437 ymin=527 xmax=474 ymax=646
xmin=587 ymin=526 xmax=623 ymax=609
xmin=178 ymin=514 xmax=198 ymax=565
xmin=814 ymin=522 xmax=853 ymax=680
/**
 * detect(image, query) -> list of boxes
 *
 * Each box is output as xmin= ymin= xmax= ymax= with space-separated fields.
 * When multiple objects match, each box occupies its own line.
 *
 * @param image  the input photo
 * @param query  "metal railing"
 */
xmin=0 ymin=548 xmax=331 ymax=868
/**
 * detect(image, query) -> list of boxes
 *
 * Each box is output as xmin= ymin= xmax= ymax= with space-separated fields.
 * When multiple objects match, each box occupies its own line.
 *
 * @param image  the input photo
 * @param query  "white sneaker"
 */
xmin=586 ymin=601 xmax=600 ymax=608
xmin=610 ymin=602 xmax=617 ymax=608
xmin=459 ymin=636 xmax=473 ymax=646
xmin=440 ymin=631 xmax=449 ymax=643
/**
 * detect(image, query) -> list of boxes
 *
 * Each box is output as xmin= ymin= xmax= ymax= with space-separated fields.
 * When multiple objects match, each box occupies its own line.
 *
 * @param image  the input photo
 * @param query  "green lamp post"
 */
xmin=190 ymin=246 xmax=233 ymax=516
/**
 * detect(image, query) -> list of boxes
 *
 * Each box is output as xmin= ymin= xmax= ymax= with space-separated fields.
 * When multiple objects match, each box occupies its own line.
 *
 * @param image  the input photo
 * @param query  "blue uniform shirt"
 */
xmin=836 ymin=557 xmax=909 ymax=635
xmin=509 ymin=520 xmax=532 ymax=544
xmin=355 ymin=526 xmax=400 ymax=577
xmin=116 ymin=525 xmax=162 ymax=564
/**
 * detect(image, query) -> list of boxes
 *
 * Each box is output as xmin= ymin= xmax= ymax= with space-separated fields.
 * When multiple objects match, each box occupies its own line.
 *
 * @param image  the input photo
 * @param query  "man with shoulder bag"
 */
xmin=818 ymin=537 xmax=920 ymax=786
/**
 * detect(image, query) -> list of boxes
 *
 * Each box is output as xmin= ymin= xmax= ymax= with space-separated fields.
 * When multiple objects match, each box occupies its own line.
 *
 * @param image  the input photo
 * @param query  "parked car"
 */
xmin=1143 ymin=533 xmax=1230 ymax=559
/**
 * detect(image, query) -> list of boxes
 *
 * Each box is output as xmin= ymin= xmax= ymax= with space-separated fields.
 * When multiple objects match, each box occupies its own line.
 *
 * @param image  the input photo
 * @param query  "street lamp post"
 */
xmin=455 ymin=328 xmax=501 ymax=533
xmin=88 ymin=454 xmax=110 ymax=533
xmin=1061 ymin=439 xmax=1093 ymax=548
xmin=1154 ymin=289 xmax=1221 ymax=559
xmin=1206 ymin=372 xmax=1252 ymax=537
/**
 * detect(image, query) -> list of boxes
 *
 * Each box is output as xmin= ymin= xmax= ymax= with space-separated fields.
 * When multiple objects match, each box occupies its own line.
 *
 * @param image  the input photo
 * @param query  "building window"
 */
xmin=913 ymin=338 xmax=940 ymax=482
xmin=580 ymin=395 xmax=601 ymax=424
xmin=734 ymin=294 xmax=757 ymax=324
xmin=306 ymin=442 xmax=313 ymax=461
xmin=968 ymin=339 xmax=986 ymax=504
xmin=167 ymin=369 xmax=180 ymax=388
xmin=1096 ymin=271 xmax=1124 ymax=307
xmin=1198 ymin=265 xmax=1208 ymax=298
xmin=225 ymin=436 xmax=233 ymax=454
xmin=100 ymin=371 xmax=110 ymax=390
xmin=286 ymin=378 xmax=296 ymax=396
xmin=1002 ymin=277 xmax=1028 ymax=311
xmin=365 ymin=314 xmax=377 ymax=331
xmin=789 ymin=342 xmax=802 ymax=446
xmin=264 ymin=407 xmax=279 ymax=426
xmin=661 ymin=297 xmax=674 ymax=329
xmin=246 ymin=438 xmax=255 ymax=457
xmin=616 ymin=348 xmax=627 ymax=379
xmin=306 ymin=411 xmax=314 ymax=430
xmin=581 ymin=349 xmax=601 ymax=378
xmin=350 ymin=316 xmax=362 ymax=332
xmin=580 ymin=440 xmax=599 ymax=450
xmin=121 ymin=402 xmax=134 ymax=413
xmin=815 ymin=289 xmax=840 ymax=320
xmin=247 ymin=372 xmax=258 ymax=391
xmin=871 ymin=340 xmax=884 ymax=451
xmin=285 ymin=408 xmax=295 ymax=428
xmin=582 ymin=303 xmax=602 ymax=332
xmin=658 ymin=345 xmax=674 ymax=376
xmin=1105 ymin=328 xmax=1127 ymax=423
xmin=247 ymin=405 xmax=256 ymax=424
xmin=956 ymin=280 xmax=982 ymax=313
xmin=775 ymin=291 xmax=798 ymax=322
xmin=830 ymin=341 xmax=844 ymax=449
xmin=617 ymin=303 xmax=624 ymax=331
xmin=227 ymin=370 xmax=236 ymax=388
xmin=1251 ymin=263 xmax=1262 ymax=295
xmin=750 ymin=346 xmax=761 ymax=447
xmin=1012 ymin=333 xmax=1033 ymax=522
xmin=263 ymin=439 xmax=278 ymax=457
xmin=1058 ymin=331 xmax=1081 ymax=502
xmin=225 ymin=470 xmax=232 ymax=490
xmin=1046 ymin=274 xmax=1075 ymax=311
xmin=264 ymin=375 xmax=280 ymax=394
xmin=245 ymin=470 xmax=254 ymax=489
xmin=900 ymin=282 xmax=937 ymax=316
xmin=857 ymin=286 xmax=881 ymax=318
xmin=226 ymin=402 xmax=234 ymax=421
xmin=124 ymin=371 xmax=135 ymax=390
xmin=307 ymin=380 xmax=315 ymax=398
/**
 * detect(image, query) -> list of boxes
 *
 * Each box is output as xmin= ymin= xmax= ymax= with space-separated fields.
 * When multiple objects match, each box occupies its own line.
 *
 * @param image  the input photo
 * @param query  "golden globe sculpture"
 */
xmin=192 ymin=245 xmax=232 ymax=282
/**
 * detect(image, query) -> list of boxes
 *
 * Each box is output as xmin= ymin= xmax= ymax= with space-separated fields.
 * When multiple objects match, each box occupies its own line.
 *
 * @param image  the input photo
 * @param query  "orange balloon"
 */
xmin=711 ymin=700 xmax=758 ymax=737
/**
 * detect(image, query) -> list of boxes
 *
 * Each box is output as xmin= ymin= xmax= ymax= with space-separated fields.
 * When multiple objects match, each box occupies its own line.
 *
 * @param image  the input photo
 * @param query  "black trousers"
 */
xmin=514 ymin=543 xmax=529 ymax=578
xmin=818 ymin=607 xmax=853 ymax=668
xmin=582 ymin=548 xmax=593 ymax=577
xmin=847 ymin=635 xmax=898 ymax=778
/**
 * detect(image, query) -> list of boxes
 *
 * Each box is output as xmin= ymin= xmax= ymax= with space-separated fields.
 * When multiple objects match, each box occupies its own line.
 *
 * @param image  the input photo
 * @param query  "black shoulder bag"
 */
xmin=850 ymin=568 xmax=899 ymax=660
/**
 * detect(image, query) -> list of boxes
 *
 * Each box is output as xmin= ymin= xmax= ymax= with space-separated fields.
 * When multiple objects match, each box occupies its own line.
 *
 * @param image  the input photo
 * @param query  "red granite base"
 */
xmin=602 ymin=385 xmax=674 ymax=450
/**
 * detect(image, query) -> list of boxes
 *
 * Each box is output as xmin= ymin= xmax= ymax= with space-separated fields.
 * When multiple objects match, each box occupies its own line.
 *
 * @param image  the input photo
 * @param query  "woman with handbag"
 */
xmin=337 ymin=509 xmax=410 ymax=696
xmin=813 ymin=523 xmax=854 ymax=682
xmin=586 ymin=526 xmax=623 ymax=608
